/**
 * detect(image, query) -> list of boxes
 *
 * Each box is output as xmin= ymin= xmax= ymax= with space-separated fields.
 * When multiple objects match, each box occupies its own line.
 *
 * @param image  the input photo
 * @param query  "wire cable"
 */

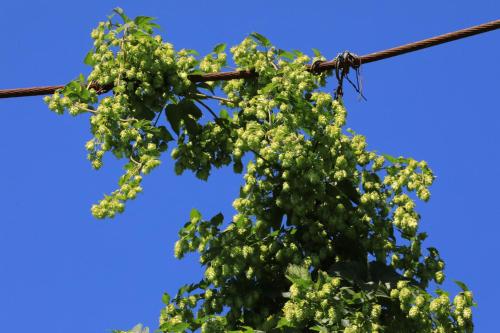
xmin=0 ymin=18 xmax=498 ymax=99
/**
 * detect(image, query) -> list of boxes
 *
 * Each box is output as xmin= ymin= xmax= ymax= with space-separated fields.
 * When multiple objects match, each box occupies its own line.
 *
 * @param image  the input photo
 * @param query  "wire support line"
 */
xmin=0 ymin=18 xmax=498 ymax=99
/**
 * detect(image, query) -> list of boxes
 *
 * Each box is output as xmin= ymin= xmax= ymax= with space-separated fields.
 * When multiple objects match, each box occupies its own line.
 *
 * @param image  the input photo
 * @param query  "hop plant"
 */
xmin=45 ymin=8 xmax=475 ymax=333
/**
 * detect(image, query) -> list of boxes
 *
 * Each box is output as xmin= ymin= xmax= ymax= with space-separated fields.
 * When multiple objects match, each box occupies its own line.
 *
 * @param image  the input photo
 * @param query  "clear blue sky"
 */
xmin=0 ymin=1 xmax=498 ymax=332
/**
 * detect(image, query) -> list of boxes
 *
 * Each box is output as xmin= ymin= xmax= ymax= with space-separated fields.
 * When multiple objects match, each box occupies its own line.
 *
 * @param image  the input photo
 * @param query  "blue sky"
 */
xmin=0 ymin=1 xmax=498 ymax=332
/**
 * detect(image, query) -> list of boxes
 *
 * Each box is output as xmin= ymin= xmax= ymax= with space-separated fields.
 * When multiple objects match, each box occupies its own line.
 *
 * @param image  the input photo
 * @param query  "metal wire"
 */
xmin=0 ymin=19 xmax=498 ymax=99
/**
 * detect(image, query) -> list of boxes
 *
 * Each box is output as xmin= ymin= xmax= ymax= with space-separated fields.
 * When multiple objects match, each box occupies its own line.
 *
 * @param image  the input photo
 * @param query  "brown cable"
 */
xmin=314 ymin=18 xmax=500 ymax=71
xmin=0 ymin=18 xmax=498 ymax=99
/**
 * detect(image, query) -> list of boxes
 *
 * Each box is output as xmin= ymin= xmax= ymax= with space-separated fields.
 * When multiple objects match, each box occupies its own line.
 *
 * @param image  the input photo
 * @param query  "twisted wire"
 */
xmin=0 ymin=19 xmax=498 ymax=99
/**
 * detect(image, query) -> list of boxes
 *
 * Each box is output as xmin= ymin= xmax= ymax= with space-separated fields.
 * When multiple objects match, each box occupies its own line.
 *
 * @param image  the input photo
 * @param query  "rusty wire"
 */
xmin=0 ymin=18 xmax=498 ymax=99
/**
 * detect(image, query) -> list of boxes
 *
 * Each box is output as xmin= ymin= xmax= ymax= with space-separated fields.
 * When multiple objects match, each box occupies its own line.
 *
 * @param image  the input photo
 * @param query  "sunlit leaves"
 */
xmin=45 ymin=8 xmax=474 ymax=333
xmin=213 ymin=43 xmax=226 ymax=54
xmin=249 ymin=32 xmax=271 ymax=48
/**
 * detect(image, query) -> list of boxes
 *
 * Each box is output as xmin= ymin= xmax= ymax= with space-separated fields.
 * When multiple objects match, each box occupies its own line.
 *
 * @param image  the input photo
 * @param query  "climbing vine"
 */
xmin=44 ymin=8 xmax=475 ymax=333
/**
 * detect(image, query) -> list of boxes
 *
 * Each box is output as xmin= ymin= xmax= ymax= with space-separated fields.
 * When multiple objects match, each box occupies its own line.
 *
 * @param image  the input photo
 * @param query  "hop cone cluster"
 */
xmin=45 ymin=9 xmax=475 ymax=333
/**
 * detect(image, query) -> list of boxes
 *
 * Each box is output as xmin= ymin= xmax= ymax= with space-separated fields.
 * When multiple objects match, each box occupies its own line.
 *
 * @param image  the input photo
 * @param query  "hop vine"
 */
xmin=44 ymin=8 xmax=475 ymax=333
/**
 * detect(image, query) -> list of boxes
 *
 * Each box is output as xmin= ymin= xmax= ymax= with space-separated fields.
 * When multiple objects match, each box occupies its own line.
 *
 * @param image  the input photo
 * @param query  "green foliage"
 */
xmin=44 ymin=8 xmax=475 ymax=333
